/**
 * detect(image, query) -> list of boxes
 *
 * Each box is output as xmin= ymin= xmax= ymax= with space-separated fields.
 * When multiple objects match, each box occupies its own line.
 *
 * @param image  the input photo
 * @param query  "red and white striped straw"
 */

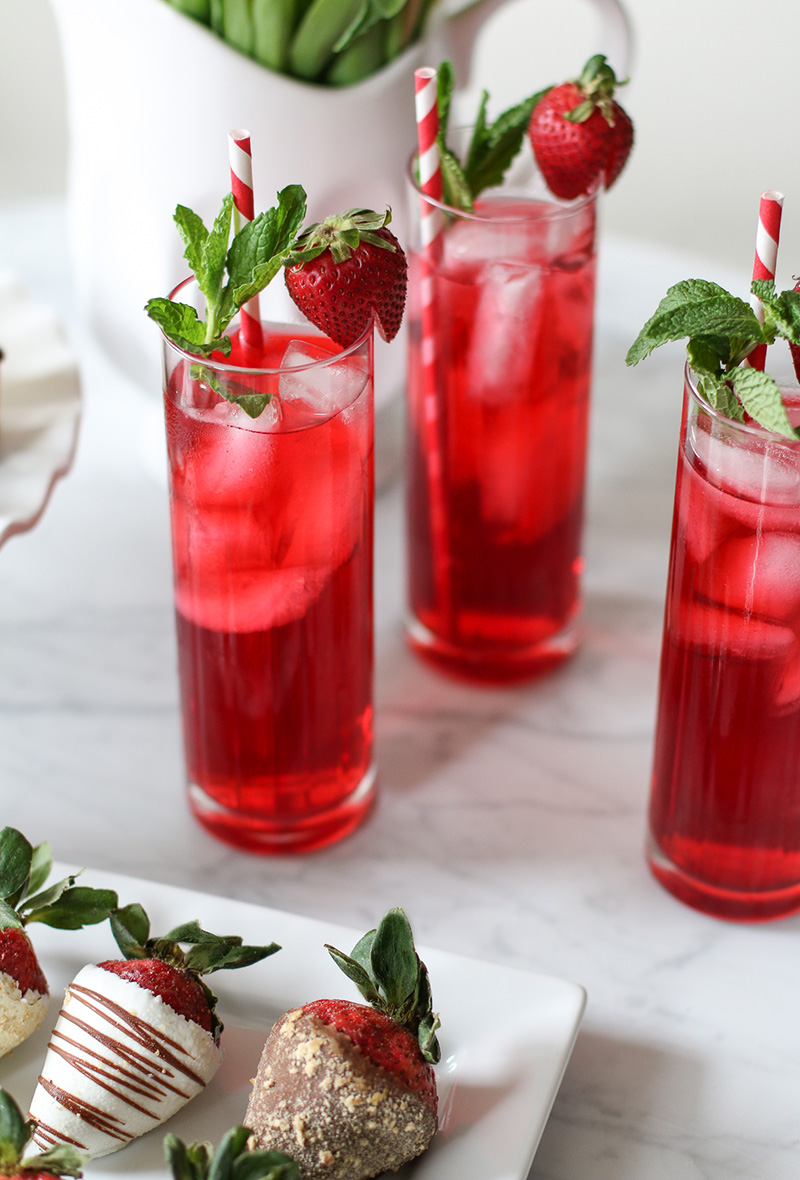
xmin=414 ymin=67 xmax=451 ymax=622
xmin=745 ymin=189 xmax=784 ymax=371
xmin=228 ymin=129 xmax=263 ymax=351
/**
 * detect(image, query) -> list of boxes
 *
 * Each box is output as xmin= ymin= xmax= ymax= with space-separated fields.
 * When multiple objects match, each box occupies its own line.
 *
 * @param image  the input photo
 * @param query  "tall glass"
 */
xmin=404 ymin=144 xmax=598 ymax=681
xmin=161 ymin=280 xmax=375 ymax=853
xmin=648 ymin=362 xmax=800 ymax=920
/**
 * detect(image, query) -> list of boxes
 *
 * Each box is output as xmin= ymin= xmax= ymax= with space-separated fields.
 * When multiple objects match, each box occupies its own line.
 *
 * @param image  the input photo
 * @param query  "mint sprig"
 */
xmin=626 ymin=277 xmax=800 ymax=440
xmin=434 ymin=60 xmax=548 ymax=212
xmin=146 ymin=184 xmax=307 ymax=413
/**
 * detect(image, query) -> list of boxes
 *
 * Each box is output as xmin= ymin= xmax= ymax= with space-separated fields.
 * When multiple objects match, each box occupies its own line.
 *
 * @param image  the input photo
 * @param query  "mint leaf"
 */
xmin=728 ymin=367 xmax=799 ymax=439
xmin=433 ymin=61 xmax=548 ymax=208
xmin=626 ymin=280 xmax=765 ymax=366
xmin=440 ymin=146 xmax=473 ymax=212
xmin=436 ymin=59 xmax=456 ymax=144
xmin=174 ymin=204 xmax=211 ymax=293
xmin=147 ymin=185 xmax=308 ymax=417
xmin=694 ymin=370 xmax=745 ymax=423
xmin=144 ymin=298 xmax=230 ymax=357
xmin=203 ymin=194 xmax=234 ymax=323
xmin=192 ymin=363 xmax=271 ymax=420
xmin=221 ymin=184 xmax=307 ymax=326
xmin=755 ymin=279 xmax=800 ymax=347
xmin=463 ymin=87 xmax=549 ymax=199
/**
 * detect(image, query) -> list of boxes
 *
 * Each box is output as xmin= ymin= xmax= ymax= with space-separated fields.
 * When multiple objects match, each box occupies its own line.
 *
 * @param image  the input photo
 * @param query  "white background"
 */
xmin=1 ymin=0 xmax=798 ymax=286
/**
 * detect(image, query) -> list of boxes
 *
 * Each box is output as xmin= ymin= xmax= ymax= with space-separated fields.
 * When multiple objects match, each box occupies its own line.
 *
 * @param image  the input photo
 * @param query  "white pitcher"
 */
xmin=49 ymin=0 xmax=629 ymax=473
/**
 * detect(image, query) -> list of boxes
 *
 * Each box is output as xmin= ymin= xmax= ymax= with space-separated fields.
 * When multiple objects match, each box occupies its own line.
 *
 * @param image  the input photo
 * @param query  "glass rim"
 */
xmin=161 ymin=276 xmax=373 ymax=375
xmin=685 ymin=360 xmax=800 ymax=450
xmin=406 ymin=132 xmax=599 ymax=223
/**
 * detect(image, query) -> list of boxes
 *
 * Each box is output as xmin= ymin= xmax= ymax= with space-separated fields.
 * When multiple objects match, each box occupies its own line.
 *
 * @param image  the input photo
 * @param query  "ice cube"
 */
xmin=442 ymin=215 xmax=541 ymax=273
xmin=670 ymin=600 xmax=795 ymax=660
xmin=473 ymin=385 xmax=587 ymax=541
xmin=546 ymin=200 xmax=597 ymax=269
xmin=690 ymin=421 xmax=800 ymax=531
xmin=466 ymin=261 xmax=542 ymax=404
xmin=698 ymin=533 xmax=800 ymax=623
xmin=278 ymin=340 xmax=368 ymax=420
xmin=176 ymin=564 xmax=332 ymax=633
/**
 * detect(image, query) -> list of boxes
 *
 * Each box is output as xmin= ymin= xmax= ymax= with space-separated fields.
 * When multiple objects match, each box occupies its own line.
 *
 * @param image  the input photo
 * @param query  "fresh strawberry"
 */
xmin=0 ymin=1088 xmax=84 ymax=1180
xmin=28 ymin=904 xmax=280 ymax=1159
xmin=789 ymin=280 xmax=800 ymax=382
xmin=284 ymin=208 xmax=407 ymax=347
xmin=164 ymin=1126 xmax=297 ymax=1180
xmin=0 ymin=826 xmax=117 ymax=1058
xmin=528 ymin=54 xmax=633 ymax=200
xmin=246 ymin=908 xmax=440 ymax=1180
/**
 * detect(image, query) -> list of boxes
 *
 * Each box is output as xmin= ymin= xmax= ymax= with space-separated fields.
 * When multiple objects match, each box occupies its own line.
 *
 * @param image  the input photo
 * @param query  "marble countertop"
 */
xmin=1 ymin=199 xmax=797 ymax=1180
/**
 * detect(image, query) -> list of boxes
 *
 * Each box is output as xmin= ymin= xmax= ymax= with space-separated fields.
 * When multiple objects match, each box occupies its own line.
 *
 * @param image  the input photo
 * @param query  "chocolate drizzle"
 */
xmin=29 ymin=977 xmax=214 ymax=1153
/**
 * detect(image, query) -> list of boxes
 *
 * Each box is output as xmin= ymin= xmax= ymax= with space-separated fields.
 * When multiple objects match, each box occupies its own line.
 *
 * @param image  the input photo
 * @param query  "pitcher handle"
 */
xmin=443 ymin=0 xmax=631 ymax=88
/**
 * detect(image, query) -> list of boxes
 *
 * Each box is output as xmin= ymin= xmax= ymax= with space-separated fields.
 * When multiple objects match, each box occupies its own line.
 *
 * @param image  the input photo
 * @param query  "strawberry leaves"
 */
xmin=109 ymin=904 xmax=281 ymax=975
xmin=0 ymin=1088 xmax=85 ymax=1177
xmin=146 ymin=184 xmax=307 ymax=358
xmin=435 ymin=60 xmax=547 ymax=212
xmin=626 ymin=277 xmax=800 ymax=439
xmin=0 ymin=827 xmax=118 ymax=932
xmin=326 ymin=907 xmax=441 ymax=1063
xmin=164 ymin=1126 xmax=298 ymax=1180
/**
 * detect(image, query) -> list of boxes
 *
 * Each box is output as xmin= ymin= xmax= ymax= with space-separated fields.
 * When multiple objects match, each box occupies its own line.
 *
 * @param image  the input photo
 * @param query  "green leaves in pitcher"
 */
xmin=161 ymin=0 xmax=442 ymax=85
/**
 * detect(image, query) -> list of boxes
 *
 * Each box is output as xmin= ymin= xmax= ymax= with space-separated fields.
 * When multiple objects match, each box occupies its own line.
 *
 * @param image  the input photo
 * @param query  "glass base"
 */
xmin=187 ymin=763 xmax=377 ymax=855
xmin=647 ymin=833 xmax=800 ymax=923
xmin=405 ymin=613 xmax=579 ymax=684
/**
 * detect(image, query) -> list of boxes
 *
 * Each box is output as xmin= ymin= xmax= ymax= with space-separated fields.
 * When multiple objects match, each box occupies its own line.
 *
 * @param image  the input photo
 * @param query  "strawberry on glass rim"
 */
xmin=28 ymin=903 xmax=280 ymax=1159
xmin=0 ymin=1088 xmax=84 ymax=1180
xmin=284 ymin=208 xmax=407 ymax=348
xmin=528 ymin=53 xmax=633 ymax=200
xmin=0 ymin=827 xmax=117 ymax=1058
xmin=246 ymin=907 xmax=440 ymax=1180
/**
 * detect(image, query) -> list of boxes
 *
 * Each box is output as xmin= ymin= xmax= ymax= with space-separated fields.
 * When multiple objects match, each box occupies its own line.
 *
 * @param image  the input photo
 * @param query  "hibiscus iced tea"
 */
xmin=406 ymin=176 xmax=597 ymax=680
xmin=648 ymin=365 xmax=800 ymax=920
xmin=162 ymin=290 xmax=375 ymax=853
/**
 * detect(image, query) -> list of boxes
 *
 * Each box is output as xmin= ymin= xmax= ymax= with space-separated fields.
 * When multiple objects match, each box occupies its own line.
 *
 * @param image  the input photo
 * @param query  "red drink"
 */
xmin=162 ymin=309 xmax=375 ymax=853
xmin=406 ymin=190 xmax=597 ymax=680
xmin=649 ymin=367 xmax=800 ymax=920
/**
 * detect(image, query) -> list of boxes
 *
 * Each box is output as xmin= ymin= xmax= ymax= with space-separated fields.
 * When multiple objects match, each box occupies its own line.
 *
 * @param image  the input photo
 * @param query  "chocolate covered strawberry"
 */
xmin=0 ymin=1088 xmax=84 ymax=1180
xmin=28 ymin=904 xmax=280 ymax=1159
xmin=164 ymin=1125 xmax=298 ymax=1180
xmin=0 ymin=827 xmax=117 ymax=1058
xmin=245 ymin=908 xmax=440 ymax=1180
xmin=284 ymin=208 xmax=407 ymax=347
xmin=528 ymin=54 xmax=633 ymax=200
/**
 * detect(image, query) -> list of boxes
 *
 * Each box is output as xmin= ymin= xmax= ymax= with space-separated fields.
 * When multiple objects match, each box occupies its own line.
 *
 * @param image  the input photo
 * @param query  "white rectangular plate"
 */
xmin=3 ymin=867 xmax=586 ymax=1180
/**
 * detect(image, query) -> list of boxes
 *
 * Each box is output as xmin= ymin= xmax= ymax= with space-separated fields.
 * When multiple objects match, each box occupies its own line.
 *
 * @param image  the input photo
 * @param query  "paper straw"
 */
xmin=414 ymin=67 xmax=452 ymax=625
xmin=745 ymin=190 xmax=784 ymax=371
xmin=228 ymin=129 xmax=263 ymax=351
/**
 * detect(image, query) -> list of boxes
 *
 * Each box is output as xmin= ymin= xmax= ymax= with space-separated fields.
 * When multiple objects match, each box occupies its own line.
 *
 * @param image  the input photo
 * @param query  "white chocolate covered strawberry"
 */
xmin=28 ymin=904 xmax=279 ymax=1158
